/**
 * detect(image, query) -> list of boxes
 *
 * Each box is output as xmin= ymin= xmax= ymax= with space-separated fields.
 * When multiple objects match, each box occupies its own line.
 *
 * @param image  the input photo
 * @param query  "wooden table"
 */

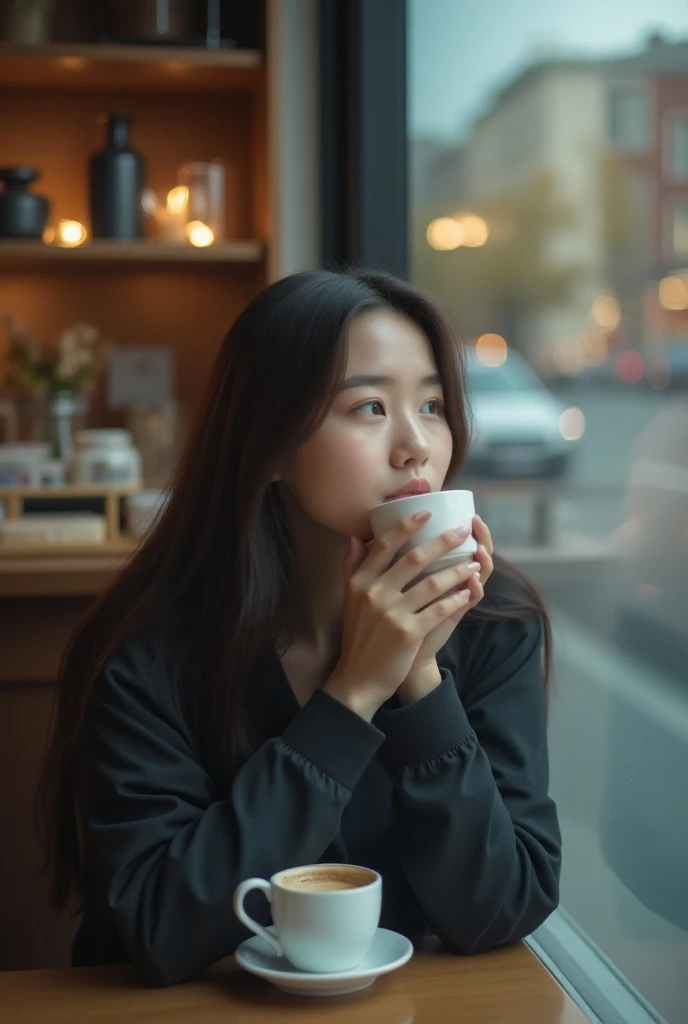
xmin=0 ymin=940 xmax=588 ymax=1023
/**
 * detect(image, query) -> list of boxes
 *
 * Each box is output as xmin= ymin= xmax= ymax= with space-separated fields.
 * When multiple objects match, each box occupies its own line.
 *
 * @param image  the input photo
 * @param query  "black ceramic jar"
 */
xmin=0 ymin=167 xmax=50 ymax=239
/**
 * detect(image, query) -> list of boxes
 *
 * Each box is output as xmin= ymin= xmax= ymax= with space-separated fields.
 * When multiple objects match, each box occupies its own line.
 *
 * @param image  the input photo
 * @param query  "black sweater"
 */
xmin=72 ymin=615 xmax=561 ymax=986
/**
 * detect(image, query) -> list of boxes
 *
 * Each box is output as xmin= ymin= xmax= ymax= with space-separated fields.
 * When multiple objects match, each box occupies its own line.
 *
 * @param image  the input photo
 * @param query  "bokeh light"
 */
xmin=658 ymin=275 xmax=688 ymax=311
xmin=458 ymin=213 xmax=489 ymax=247
xmin=591 ymin=292 xmax=621 ymax=330
xmin=55 ymin=219 xmax=88 ymax=247
xmin=614 ymin=350 xmax=644 ymax=383
xmin=186 ymin=220 xmax=215 ymax=247
xmin=426 ymin=217 xmax=464 ymax=250
xmin=166 ymin=186 xmax=189 ymax=215
xmin=475 ymin=333 xmax=507 ymax=366
xmin=559 ymin=407 xmax=586 ymax=441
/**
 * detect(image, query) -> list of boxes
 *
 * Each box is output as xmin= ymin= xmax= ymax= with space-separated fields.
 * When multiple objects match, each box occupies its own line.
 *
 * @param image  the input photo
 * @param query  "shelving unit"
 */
xmin=0 ymin=42 xmax=263 ymax=92
xmin=0 ymin=25 xmax=270 ymax=421
xmin=0 ymin=239 xmax=265 ymax=268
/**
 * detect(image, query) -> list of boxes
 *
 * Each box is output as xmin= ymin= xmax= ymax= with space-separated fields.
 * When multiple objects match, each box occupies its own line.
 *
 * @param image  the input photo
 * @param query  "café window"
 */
xmin=409 ymin=6 xmax=688 ymax=1022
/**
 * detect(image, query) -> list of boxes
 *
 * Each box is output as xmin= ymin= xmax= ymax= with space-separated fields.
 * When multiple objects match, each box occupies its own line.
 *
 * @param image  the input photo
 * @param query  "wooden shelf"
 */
xmin=0 ymin=538 xmax=137 ymax=560
xmin=0 ymin=42 xmax=263 ymax=93
xmin=0 ymin=484 xmax=140 ymax=500
xmin=0 ymin=240 xmax=265 ymax=269
xmin=0 ymin=483 xmax=144 ymax=549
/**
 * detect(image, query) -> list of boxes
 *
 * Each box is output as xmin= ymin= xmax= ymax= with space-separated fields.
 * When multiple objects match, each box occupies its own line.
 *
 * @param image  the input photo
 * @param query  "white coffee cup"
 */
xmin=233 ymin=863 xmax=382 ymax=973
xmin=369 ymin=489 xmax=478 ymax=579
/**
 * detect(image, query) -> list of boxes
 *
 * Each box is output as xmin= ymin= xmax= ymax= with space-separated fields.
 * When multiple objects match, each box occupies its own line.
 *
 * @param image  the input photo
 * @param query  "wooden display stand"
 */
xmin=0 ymin=484 xmax=140 ymax=557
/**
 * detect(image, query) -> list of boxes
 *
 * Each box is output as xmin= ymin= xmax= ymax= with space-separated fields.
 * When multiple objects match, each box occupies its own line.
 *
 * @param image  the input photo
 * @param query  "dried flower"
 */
xmin=1 ymin=313 xmax=106 ymax=397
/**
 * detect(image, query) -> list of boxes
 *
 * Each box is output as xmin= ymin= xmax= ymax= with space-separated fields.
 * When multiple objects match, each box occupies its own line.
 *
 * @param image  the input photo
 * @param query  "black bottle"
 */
xmin=0 ymin=167 xmax=50 ymax=239
xmin=89 ymin=114 xmax=145 ymax=240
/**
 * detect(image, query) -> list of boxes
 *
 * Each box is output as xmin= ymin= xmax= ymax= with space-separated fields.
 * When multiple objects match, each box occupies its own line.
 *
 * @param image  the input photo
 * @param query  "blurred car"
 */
xmin=463 ymin=349 xmax=584 ymax=479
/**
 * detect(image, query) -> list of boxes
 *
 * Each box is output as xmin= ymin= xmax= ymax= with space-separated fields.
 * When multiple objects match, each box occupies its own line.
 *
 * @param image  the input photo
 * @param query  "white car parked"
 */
xmin=463 ymin=349 xmax=584 ymax=479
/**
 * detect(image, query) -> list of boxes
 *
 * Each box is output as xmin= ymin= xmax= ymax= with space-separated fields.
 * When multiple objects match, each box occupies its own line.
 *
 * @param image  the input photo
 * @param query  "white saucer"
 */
xmin=234 ymin=926 xmax=413 ymax=997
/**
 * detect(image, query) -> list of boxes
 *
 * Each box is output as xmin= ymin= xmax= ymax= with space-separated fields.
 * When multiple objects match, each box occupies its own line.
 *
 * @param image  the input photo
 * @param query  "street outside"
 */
xmin=470 ymin=384 xmax=669 ymax=546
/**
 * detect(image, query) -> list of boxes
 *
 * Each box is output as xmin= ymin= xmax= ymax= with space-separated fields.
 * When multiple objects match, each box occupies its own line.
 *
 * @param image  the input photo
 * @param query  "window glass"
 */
xmin=409 ymin=6 xmax=688 ymax=1022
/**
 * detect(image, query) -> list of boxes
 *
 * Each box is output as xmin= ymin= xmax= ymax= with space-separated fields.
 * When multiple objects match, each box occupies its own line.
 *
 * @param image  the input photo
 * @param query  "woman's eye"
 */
xmin=354 ymin=398 xmax=444 ymax=416
xmin=422 ymin=399 xmax=445 ymax=415
xmin=356 ymin=400 xmax=385 ymax=416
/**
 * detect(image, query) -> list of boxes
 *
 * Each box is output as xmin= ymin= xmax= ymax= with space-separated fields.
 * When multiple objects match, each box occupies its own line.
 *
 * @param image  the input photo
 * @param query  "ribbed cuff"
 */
xmin=375 ymin=669 xmax=474 ymax=768
xmin=280 ymin=688 xmax=385 ymax=792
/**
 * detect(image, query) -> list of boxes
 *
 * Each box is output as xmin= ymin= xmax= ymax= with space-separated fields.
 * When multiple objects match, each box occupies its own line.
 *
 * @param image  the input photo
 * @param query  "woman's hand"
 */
xmin=323 ymin=512 xmax=481 ymax=721
xmin=396 ymin=515 xmax=495 ymax=706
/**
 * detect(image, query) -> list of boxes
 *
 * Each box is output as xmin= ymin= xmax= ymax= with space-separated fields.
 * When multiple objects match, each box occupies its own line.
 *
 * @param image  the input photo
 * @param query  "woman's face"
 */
xmin=275 ymin=311 xmax=454 ymax=540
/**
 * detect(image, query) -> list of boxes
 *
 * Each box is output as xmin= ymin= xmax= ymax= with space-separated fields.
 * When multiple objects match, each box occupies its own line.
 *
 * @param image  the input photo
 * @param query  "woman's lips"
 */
xmin=384 ymin=478 xmax=431 ymax=501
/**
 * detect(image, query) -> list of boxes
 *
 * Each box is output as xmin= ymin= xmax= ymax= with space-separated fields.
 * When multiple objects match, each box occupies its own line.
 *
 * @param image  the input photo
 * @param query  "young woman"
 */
xmin=36 ymin=269 xmax=561 ymax=987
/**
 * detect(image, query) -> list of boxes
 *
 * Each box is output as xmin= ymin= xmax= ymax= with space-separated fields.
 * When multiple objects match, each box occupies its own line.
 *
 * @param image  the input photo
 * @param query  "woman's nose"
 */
xmin=391 ymin=425 xmax=430 ymax=466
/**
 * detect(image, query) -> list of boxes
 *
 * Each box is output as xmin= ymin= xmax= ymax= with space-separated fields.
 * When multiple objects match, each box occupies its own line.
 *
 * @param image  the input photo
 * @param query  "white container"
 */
xmin=0 ymin=443 xmax=51 ymax=487
xmin=72 ymin=429 xmax=142 ymax=486
xmin=125 ymin=489 xmax=169 ymax=538
xmin=37 ymin=460 xmax=67 ymax=487
xmin=0 ymin=513 xmax=107 ymax=547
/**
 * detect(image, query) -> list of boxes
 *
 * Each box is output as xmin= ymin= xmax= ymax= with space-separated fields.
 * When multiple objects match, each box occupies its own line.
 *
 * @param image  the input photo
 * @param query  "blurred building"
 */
xmin=459 ymin=33 xmax=688 ymax=368
xmin=410 ymin=138 xmax=465 ymax=207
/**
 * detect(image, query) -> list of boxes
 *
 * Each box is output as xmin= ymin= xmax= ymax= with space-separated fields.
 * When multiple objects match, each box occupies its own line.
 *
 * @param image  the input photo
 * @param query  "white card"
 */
xmin=107 ymin=347 xmax=175 ymax=409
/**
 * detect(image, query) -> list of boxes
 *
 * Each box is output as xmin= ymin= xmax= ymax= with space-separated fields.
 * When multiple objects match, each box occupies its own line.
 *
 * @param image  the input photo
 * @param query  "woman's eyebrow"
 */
xmin=337 ymin=372 xmax=442 ymax=392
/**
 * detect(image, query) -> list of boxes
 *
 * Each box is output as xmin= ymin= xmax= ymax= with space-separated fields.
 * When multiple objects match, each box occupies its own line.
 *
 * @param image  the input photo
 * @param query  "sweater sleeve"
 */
xmin=83 ymin=637 xmax=384 ymax=987
xmin=373 ymin=617 xmax=561 ymax=954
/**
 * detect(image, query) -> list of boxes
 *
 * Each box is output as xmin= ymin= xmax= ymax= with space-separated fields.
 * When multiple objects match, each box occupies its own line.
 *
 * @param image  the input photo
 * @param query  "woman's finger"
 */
xmin=475 ymin=543 xmax=494 ymax=584
xmin=472 ymin=514 xmax=494 ymax=556
xmin=447 ymin=572 xmax=484 ymax=622
xmin=465 ymin=572 xmax=484 ymax=607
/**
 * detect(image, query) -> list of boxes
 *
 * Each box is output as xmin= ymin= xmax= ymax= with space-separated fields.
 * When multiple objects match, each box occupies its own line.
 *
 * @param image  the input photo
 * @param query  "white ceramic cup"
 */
xmin=233 ymin=863 xmax=382 ymax=973
xmin=369 ymin=489 xmax=478 ymax=579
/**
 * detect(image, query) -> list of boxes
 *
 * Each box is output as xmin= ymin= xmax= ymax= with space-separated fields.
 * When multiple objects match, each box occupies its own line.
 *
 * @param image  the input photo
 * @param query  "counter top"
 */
xmin=0 ymin=939 xmax=589 ymax=1023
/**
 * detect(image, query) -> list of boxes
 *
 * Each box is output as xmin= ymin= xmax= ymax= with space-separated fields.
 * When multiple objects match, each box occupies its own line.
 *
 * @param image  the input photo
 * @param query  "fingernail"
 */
xmin=412 ymin=511 xmax=432 ymax=523
xmin=467 ymin=561 xmax=481 ymax=572
xmin=458 ymin=589 xmax=471 ymax=604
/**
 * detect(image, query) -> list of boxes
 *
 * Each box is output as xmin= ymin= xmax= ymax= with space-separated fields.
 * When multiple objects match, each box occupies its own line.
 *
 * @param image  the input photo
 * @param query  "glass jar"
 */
xmin=178 ymin=161 xmax=225 ymax=243
xmin=72 ymin=429 xmax=142 ymax=486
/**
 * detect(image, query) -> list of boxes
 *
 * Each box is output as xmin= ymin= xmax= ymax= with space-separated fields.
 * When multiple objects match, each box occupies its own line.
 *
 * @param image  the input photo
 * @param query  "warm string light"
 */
xmin=54 ymin=219 xmax=88 ymax=247
xmin=166 ymin=186 xmax=189 ymax=216
xmin=186 ymin=220 xmax=215 ymax=247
